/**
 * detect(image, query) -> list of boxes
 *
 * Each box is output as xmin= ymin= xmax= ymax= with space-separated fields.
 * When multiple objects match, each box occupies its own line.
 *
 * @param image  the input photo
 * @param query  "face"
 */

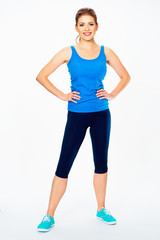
xmin=75 ymin=15 xmax=98 ymax=41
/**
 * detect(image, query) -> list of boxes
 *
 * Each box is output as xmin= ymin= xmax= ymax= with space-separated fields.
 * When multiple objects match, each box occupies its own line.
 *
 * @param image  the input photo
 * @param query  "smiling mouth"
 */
xmin=83 ymin=32 xmax=92 ymax=36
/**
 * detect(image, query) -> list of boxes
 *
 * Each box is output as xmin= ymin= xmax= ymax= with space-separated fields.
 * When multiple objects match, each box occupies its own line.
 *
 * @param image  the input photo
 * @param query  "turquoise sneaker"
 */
xmin=37 ymin=214 xmax=55 ymax=232
xmin=96 ymin=207 xmax=117 ymax=224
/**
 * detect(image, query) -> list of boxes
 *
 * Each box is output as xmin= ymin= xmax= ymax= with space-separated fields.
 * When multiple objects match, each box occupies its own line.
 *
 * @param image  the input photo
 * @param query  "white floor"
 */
xmin=0 ymin=204 xmax=159 ymax=240
xmin=0 ymin=171 xmax=160 ymax=240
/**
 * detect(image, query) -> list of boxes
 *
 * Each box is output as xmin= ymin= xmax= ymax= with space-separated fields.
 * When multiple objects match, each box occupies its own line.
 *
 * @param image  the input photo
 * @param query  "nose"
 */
xmin=85 ymin=26 xmax=89 ymax=31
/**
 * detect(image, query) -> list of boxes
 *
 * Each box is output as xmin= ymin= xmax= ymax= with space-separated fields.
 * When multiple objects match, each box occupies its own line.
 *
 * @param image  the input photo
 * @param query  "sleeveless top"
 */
xmin=66 ymin=45 xmax=109 ymax=113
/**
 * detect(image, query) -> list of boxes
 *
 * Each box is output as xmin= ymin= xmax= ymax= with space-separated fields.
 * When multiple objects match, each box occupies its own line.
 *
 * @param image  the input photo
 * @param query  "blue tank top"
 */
xmin=67 ymin=45 xmax=109 ymax=113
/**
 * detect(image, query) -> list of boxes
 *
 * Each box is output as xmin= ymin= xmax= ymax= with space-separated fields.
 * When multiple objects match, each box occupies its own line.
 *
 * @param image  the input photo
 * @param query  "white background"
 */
xmin=0 ymin=0 xmax=160 ymax=239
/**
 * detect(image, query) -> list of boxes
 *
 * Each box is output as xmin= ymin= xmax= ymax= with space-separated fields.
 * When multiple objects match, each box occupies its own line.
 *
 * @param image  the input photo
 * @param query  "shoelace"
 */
xmin=42 ymin=215 xmax=51 ymax=222
xmin=103 ymin=208 xmax=111 ymax=215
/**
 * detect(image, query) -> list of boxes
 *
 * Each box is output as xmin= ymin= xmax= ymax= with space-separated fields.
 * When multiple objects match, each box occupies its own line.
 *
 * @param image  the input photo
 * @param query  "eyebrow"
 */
xmin=79 ymin=22 xmax=94 ymax=24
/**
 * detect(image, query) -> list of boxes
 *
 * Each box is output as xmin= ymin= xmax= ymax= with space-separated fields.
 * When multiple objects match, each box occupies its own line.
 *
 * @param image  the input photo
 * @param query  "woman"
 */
xmin=36 ymin=8 xmax=131 ymax=232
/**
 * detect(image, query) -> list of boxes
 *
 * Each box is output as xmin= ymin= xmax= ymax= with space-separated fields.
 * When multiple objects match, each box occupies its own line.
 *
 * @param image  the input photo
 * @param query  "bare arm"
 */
xmin=36 ymin=47 xmax=68 ymax=100
xmin=104 ymin=47 xmax=131 ymax=98
xmin=36 ymin=47 xmax=80 ymax=103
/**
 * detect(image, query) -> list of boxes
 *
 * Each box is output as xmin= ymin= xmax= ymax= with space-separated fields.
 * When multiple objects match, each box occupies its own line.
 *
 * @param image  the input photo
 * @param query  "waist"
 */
xmin=67 ymin=96 xmax=109 ymax=113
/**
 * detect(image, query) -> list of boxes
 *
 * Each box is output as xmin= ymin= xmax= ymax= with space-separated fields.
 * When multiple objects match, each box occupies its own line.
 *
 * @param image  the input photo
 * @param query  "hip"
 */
xmin=67 ymin=98 xmax=109 ymax=113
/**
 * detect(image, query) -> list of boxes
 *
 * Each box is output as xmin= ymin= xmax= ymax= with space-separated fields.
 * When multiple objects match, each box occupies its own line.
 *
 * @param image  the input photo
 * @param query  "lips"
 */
xmin=83 ymin=32 xmax=91 ymax=36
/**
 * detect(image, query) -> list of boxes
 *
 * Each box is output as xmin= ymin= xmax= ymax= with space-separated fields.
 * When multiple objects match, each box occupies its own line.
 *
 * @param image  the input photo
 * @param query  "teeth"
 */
xmin=84 ymin=32 xmax=91 ymax=35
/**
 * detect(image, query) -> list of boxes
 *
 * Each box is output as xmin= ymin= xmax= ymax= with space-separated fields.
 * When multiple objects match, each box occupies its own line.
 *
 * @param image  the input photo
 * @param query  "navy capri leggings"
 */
xmin=55 ymin=108 xmax=111 ymax=178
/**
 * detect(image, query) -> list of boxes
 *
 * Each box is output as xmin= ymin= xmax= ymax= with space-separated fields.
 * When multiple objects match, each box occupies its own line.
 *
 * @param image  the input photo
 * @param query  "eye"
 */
xmin=79 ymin=23 xmax=94 ymax=27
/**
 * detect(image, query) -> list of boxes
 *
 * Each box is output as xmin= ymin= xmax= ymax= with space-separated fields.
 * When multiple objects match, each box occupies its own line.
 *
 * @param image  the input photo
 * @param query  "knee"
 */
xmin=94 ymin=166 xmax=108 ymax=174
xmin=55 ymin=170 xmax=69 ymax=179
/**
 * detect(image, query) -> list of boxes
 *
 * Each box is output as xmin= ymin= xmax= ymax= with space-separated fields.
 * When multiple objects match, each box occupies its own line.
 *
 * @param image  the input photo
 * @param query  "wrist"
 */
xmin=58 ymin=92 xmax=65 ymax=100
xmin=110 ymin=92 xmax=116 ymax=99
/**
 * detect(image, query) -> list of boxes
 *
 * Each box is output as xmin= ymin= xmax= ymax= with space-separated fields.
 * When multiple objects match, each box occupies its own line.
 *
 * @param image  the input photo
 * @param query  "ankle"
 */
xmin=97 ymin=206 xmax=105 ymax=211
xmin=46 ymin=212 xmax=54 ymax=218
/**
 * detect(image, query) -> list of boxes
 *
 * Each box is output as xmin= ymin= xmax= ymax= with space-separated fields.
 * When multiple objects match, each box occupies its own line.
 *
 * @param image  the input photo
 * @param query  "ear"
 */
xmin=96 ymin=23 xmax=99 ymax=31
xmin=75 ymin=24 xmax=79 ymax=33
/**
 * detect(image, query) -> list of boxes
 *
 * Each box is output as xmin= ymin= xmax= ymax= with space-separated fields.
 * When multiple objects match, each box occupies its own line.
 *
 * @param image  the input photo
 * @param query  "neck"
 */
xmin=77 ymin=39 xmax=97 ymax=49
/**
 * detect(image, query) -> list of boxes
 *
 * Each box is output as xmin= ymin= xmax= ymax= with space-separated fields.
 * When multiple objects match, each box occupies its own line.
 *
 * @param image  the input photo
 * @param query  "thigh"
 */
xmin=89 ymin=109 xmax=111 ymax=173
xmin=55 ymin=111 xmax=89 ymax=178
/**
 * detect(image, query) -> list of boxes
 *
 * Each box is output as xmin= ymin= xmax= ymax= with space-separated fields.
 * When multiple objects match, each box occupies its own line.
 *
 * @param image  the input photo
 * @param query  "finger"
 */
xmin=74 ymin=91 xmax=80 ymax=94
xmin=96 ymin=93 xmax=104 ymax=97
xmin=97 ymin=89 xmax=104 ymax=92
xmin=97 ymin=90 xmax=102 ymax=92
xmin=74 ymin=94 xmax=81 ymax=98
xmin=73 ymin=95 xmax=81 ymax=100
xmin=72 ymin=100 xmax=77 ymax=103
xmin=74 ymin=97 xmax=80 ymax=100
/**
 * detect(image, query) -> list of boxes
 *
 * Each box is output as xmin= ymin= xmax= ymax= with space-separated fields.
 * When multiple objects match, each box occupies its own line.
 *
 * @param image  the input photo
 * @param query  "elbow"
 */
xmin=122 ymin=74 xmax=131 ymax=83
xmin=128 ymin=73 xmax=131 ymax=82
xmin=127 ymin=76 xmax=131 ymax=84
xmin=36 ymin=75 xmax=41 ymax=81
xmin=127 ymin=72 xmax=131 ymax=82
xmin=36 ymin=75 xmax=39 ymax=81
xmin=36 ymin=74 xmax=44 ymax=82
xmin=36 ymin=73 xmax=48 ymax=82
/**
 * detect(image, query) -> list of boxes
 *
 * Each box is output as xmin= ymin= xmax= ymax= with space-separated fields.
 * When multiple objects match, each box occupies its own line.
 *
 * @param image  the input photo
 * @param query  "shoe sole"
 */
xmin=37 ymin=224 xmax=55 ymax=232
xmin=96 ymin=216 xmax=117 ymax=225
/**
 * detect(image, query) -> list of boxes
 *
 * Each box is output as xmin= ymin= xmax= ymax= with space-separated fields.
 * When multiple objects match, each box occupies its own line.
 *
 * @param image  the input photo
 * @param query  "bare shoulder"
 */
xmin=104 ymin=46 xmax=115 ymax=64
xmin=36 ymin=46 xmax=71 ymax=79
xmin=104 ymin=46 xmax=122 ymax=66
xmin=53 ymin=46 xmax=71 ymax=64
xmin=47 ymin=46 xmax=71 ymax=65
xmin=61 ymin=46 xmax=72 ymax=64
xmin=104 ymin=46 xmax=131 ymax=79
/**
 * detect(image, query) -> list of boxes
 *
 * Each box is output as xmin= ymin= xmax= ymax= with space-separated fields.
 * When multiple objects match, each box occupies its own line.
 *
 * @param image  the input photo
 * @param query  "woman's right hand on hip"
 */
xmin=61 ymin=91 xmax=81 ymax=103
